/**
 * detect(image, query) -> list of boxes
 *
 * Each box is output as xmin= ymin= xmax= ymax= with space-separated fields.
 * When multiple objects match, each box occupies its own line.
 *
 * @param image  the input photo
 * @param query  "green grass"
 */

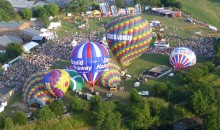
xmin=50 ymin=54 xmax=185 ymax=103
xmin=177 ymin=0 xmax=220 ymax=28
xmin=57 ymin=12 xmax=219 ymax=39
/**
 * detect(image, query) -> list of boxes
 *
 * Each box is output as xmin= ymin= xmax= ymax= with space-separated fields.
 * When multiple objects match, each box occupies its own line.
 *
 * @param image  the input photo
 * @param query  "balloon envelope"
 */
xmin=42 ymin=69 xmax=70 ymax=98
xmin=105 ymin=14 xmax=153 ymax=66
xmin=169 ymin=47 xmax=196 ymax=70
xmin=97 ymin=58 xmax=121 ymax=88
xmin=70 ymin=42 xmax=109 ymax=87
xmin=65 ymin=69 xmax=84 ymax=92
xmin=22 ymin=71 xmax=54 ymax=108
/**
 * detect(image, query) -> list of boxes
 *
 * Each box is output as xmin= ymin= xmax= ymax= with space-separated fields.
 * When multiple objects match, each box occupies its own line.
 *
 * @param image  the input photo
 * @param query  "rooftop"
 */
xmin=0 ymin=35 xmax=23 ymax=47
xmin=0 ymin=22 xmax=23 ymax=28
xmin=21 ymin=28 xmax=41 ymax=37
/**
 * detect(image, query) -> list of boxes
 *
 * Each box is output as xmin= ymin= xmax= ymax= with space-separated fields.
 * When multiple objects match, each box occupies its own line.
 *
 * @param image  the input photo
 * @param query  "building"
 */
xmin=0 ymin=22 xmax=30 ymax=36
xmin=0 ymin=35 xmax=23 ymax=52
xmin=20 ymin=28 xmax=41 ymax=41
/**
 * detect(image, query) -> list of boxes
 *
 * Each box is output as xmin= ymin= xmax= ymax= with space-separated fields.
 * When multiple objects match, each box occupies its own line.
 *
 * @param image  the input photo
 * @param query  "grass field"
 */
xmin=177 ymin=0 xmax=220 ymax=28
xmin=57 ymin=12 xmax=219 ymax=39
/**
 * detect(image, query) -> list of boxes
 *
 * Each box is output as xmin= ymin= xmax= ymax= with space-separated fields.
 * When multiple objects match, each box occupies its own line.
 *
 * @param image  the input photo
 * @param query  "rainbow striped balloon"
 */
xmin=22 ymin=71 xmax=54 ymax=108
xmin=97 ymin=59 xmax=121 ymax=88
xmin=42 ymin=69 xmax=70 ymax=98
xmin=105 ymin=15 xmax=153 ymax=66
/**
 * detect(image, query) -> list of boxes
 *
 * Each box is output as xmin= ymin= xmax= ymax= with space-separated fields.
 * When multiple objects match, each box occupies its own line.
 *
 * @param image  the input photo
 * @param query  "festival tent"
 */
xmin=93 ymin=10 xmax=101 ymax=17
xmin=23 ymin=41 xmax=39 ymax=53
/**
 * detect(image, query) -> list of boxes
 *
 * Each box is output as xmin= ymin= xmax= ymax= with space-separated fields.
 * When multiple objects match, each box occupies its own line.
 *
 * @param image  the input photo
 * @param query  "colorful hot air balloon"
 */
xmin=22 ymin=71 xmax=54 ymax=108
xmin=65 ymin=69 xmax=84 ymax=92
xmin=70 ymin=42 xmax=109 ymax=91
xmin=42 ymin=69 xmax=70 ymax=98
xmin=97 ymin=59 xmax=121 ymax=88
xmin=169 ymin=47 xmax=196 ymax=70
xmin=105 ymin=14 xmax=153 ymax=66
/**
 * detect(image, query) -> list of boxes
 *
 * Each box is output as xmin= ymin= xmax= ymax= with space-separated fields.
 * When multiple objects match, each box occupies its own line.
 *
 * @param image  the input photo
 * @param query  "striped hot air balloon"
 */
xmin=65 ymin=69 xmax=84 ymax=92
xmin=169 ymin=47 xmax=196 ymax=70
xmin=97 ymin=58 xmax=121 ymax=88
xmin=70 ymin=42 xmax=109 ymax=91
xmin=22 ymin=71 xmax=54 ymax=108
xmin=42 ymin=69 xmax=70 ymax=98
xmin=105 ymin=14 xmax=153 ymax=66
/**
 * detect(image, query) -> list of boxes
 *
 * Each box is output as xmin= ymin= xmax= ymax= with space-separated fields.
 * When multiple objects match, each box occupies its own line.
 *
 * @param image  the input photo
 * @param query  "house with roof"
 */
xmin=0 ymin=35 xmax=23 ymax=53
xmin=20 ymin=28 xmax=41 ymax=41
xmin=0 ymin=22 xmax=30 ymax=36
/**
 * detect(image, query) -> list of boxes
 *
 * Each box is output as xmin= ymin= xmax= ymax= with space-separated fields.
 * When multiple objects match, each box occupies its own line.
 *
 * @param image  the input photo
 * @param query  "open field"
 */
xmin=177 ymin=0 xmax=220 ymax=28
xmin=57 ymin=12 xmax=220 ymax=39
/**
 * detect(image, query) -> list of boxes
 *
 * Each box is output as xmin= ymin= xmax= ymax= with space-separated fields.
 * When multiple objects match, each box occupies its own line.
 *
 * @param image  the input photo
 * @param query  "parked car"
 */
xmin=138 ymin=91 xmax=149 ymax=96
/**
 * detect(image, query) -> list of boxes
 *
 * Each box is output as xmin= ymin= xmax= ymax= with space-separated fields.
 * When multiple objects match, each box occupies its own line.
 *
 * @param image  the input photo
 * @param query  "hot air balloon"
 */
xmin=42 ymin=69 xmax=70 ymax=98
xmin=70 ymin=42 xmax=109 ymax=91
xmin=65 ymin=69 xmax=84 ymax=92
xmin=169 ymin=47 xmax=196 ymax=70
xmin=97 ymin=58 xmax=121 ymax=88
xmin=22 ymin=71 xmax=54 ymax=108
xmin=105 ymin=14 xmax=153 ymax=66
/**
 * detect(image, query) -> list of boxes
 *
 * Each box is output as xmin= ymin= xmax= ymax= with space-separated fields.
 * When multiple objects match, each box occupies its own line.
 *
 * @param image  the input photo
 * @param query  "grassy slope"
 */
xmin=178 ymin=0 xmax=220 ymax=28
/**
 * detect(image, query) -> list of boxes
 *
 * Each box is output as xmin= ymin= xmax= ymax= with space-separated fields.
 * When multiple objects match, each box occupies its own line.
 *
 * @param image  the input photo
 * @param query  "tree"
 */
xmin=68 ymin=0 xmax=88 ymax=13
xmin=20 ymin=8 xmax=32 ymax=20
xmin=44 ymin=3 xmax=59 ymax=16
xmin=0 ymin=114 xmax=5 ymax=129
xmin=190 ymin=90 xmax=208 ymax=115
xmin=115 ymin=0 xmax=124 ymax=8
xmin=175 ymin=1 xmax=182 ymax=9
xmin=154 ymin=83 xmax=168 ymax=98
xmin=33 ymin=5 xmax=46 ymax=17
xmin=70 ymin=96 xmax=85 ymax=113
xmin=0 ymin=0 xmax=15 ymax=17
xmin=37 ymin=106 xmax=55 ymax=122
xmin=13 ymin=111 xmax=28 ymax=125
xmin=129 ymin=88 xmax=142 ymax=104
xmin=141 ymin=0 xmax=161 ymax=7
xmin=6 ymin=43 xmax=23 ymax=59
xmin=128 ymin=104 xmax=155 ymax=130
xmin=0 ymin=9 xmax=10 ymax=21
xmin=204 ymin=62 xmax=215 ymax=72
xmin=49 ymin=99 xmax=64 ymax=116
xmin=3 ymin=117 xmax=14 ymax=130
xmin=89 ymin=95 xmax=102 ymax=111
xmin=40 ymin=14 xmax=50 ymax=27
xmin=203 ymin=107 xmax=220 ymax=130
xmin=96 ymin=111 xmax=121 ymax=130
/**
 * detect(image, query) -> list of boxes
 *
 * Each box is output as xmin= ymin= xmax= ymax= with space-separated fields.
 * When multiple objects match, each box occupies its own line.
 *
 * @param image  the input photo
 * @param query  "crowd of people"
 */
xmin=1 ymin=26 xmax=217 ymax=89
xmin=2 ymin=29 xmax=105 ymax=88
xmin=146 ymin=35 xmax=216 ymax=60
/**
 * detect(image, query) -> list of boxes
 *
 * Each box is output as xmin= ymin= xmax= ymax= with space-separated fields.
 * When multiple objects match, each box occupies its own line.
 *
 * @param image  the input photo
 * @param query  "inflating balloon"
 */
xmin=65 ymin=69 xmax=84 ymax=92
xmin=70 ymin=42 xmax=109 ymax=91
xmin=97 ymin=58 xmax=121 ymax=88
xmin=169 ymin=47 xmax=196 ymax=70
xmin=22 ymin=71 xmax=54 ymax=108
xmin=42 ymin=69 xmax=70 ymax=98
xmin=105 ymin=14 xmax=153 ymax=66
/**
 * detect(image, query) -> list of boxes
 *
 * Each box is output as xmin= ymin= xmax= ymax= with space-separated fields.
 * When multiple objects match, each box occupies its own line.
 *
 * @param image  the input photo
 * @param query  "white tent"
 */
xmin=23 ymin=41 xmax=39 ymax=53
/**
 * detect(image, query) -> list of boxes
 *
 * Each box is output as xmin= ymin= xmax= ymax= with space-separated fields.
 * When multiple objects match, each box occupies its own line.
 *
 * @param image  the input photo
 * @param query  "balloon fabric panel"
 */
xmin=70 ymin=42 xmax=109 ymax=87
xmin=106 ymin=15 xmax=153 ymax=66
